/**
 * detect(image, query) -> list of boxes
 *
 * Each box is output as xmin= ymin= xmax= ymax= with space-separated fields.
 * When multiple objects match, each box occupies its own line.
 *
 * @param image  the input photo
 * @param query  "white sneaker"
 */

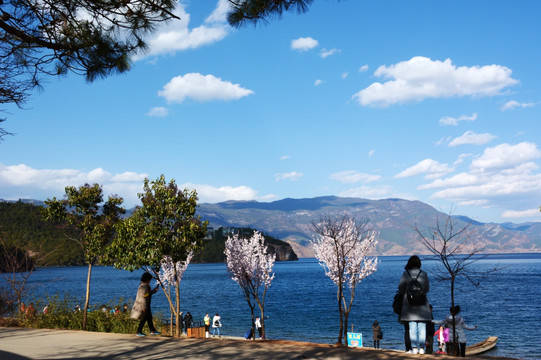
xmin=419 ymin=348 xmax=425 ymax=355
xmin=406 ymin=350 xmax=413 ymax=354
xmin=412 ymin=348 xmax=419 ymax=354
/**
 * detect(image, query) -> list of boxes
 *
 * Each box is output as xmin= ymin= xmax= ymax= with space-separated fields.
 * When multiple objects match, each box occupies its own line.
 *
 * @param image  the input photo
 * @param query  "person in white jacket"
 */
xmin=435 ymin=305 xmax=477 ymax=357
xmin=212 ymin=313 xmax=222 ymax=337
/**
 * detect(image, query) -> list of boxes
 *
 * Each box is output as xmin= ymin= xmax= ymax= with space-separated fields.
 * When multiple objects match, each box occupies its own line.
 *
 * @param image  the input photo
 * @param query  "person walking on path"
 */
xmin=435 ymin=305 xmax=477 ymax=357
xmin=398 ymin=255 xmax=431 ymax=355
xmin=372 ymin=320 xmax=382 ymax=349
xmin=255 ymin=316 xmax=262 ymax=339
xmin=131 ymin=272 xmax=160 ymax=337
xmin=212 ymin=313 xmax=222 ymax=337
xmin=204 ymin=313 xmax=211 ymax=338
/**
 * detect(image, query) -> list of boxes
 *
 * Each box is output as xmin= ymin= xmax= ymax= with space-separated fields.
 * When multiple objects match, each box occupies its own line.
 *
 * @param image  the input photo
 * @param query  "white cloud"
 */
xmin=339 ymin=185 xmax=393 ymax=199
xmin=454 ymin=153 xmax=472 ymax=165
xmin=369 ymin=150 xmax=375 ymax=157
xmin=291 ymin=37 xmax=318 ymax=51
xmin=182 ymin=183 xmax=260 ymax=203
xmin=314 ymin=79 xmax=323 ymax=86
xmin=501 ymin=100 xmax=535 ymax=111
xmin=457 ymin=199 xmax=488 ymax=207
xmin=275 ymin=172 xmax=303 ymax=181
xmin=359 ymin=65 xmax=369 ymax=72
xmin=0 ymin=162 xmax=274 ymax=206
xmin=279 ymin=155 xmax=290 ymax=161
xmin=342 ymin=72 xmax=349 ymax=79
xmin=395 ymin=159 xmax=454 ymax=179
xmin=352 ymin=56 xmax=518 ymax=107
xmin=501 ymin=208 xmax=540 ymax=219
xmin=418 ymin=172 xmax=480 ymax=190
xmin=439 ymin=113 xmax=478 ymax=126
xmin=146 ymin=106 xmax=169 ymax=117
xmin=135 ymin=2 xmax=229 ymax=60
xmin=448 ymin=131 xmax=497 ymax=147
xmin=471 ymin=142 xmax=541 ymax=172
xmin=158 ymin=73 xmax=254 ymax=103
xmin=412 ymin=142 xmax=541 ymax=218
xmin=205 ymin=0 xmax=232 ymax=23
xmin=0 ymin=163 xmax=147 ymax=207
xmin=429 ymin=170 xmax=541 ymax=201
xmin=320 ymin=48 xmax=339 ymax=58
xmin=330 ymin=170 xmax=380 ymax=184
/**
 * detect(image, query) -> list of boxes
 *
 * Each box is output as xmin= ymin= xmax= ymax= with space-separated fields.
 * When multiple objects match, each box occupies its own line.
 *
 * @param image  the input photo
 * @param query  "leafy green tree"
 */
xmin=227 ymin=0 xmax=314 ymax=27
xmin=0 ymin=0 xmax=179 ymax=137
xmin=42 ymin=184 xmax=125 ymax=330
xmin=109 ymin=175 xmax=208 ymax=337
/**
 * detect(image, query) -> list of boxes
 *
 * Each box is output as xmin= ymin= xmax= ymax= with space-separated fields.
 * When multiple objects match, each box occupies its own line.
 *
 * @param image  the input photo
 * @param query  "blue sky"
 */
xmin=2 ymin=0 xmax=541 ymax=224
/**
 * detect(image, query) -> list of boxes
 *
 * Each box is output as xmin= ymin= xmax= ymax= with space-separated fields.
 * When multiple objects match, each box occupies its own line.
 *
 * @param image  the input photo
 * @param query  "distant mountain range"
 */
xmin=196 ymin=196 xmax=541 ymax=257
xmin=5 ymin=196 xmax=540 ymax=257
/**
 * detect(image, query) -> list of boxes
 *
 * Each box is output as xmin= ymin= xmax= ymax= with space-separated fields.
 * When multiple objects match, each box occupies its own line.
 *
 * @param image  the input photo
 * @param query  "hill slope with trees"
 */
xmin=0 ymin=202 xmax=297 ymax=266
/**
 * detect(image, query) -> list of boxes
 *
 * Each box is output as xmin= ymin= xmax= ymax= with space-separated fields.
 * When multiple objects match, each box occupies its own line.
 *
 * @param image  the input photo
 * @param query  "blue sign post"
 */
xmin=347 ymin=332 xmax=363 ymax=348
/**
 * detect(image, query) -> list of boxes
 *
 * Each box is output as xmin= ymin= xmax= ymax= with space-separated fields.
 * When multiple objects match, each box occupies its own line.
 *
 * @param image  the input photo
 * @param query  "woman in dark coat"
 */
xmin=398 ymin=255 xmax=431 ymax=354
xmin=131 ymin=272 xmax=160 ymax=336
xmin=372 ymin=320 xmax=382 ymax=349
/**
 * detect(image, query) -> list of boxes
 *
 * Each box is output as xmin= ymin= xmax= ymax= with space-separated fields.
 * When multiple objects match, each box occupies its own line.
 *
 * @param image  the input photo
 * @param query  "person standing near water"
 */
xmin=437 ymin=305 xmax=477 ymax=357
xmin=372 ymin=320 xmax=382 ymax=349
xmin=255 ymin=316 xmax=262 ymax=339
xmin=398 ymin=255 xmax=431 ymax=355
xmin=204 ymin=313 xmax=211 ymax=338
xmin=131 ymin=272 xmax=160 ymax=337
xmin=212 ymin=313 xmax=222 ymax=337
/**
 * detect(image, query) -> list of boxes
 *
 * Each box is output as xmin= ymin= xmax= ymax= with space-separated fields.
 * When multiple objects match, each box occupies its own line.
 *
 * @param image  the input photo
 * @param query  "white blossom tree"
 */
xmin=224 ymin=231 xmax=275 ymax=340
xmin=157 ymin=252 xmax=193 ymax=336
xmin=312 ymin=214 xmax=378 ymax=346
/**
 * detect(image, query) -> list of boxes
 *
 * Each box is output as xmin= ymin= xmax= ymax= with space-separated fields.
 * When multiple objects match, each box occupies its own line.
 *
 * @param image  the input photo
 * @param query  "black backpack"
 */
xmin=406 ymin=270 xmax=426 ymax=306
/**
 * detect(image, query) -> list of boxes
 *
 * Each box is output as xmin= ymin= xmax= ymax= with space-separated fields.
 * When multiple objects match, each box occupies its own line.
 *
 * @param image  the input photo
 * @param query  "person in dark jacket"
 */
xmin=398 ymin=255 xmax=431 ymax=354
xmin=131 ymin=272 xmax=160 ymax=336
xmin=183 ymin=312 xmax=193 ymax=334
xmin=372 ymin=320 xmax=382 ymax=349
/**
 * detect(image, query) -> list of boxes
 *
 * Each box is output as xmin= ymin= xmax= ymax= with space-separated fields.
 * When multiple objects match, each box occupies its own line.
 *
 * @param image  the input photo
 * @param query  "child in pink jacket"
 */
xmin=434 ymin=324 xmax=449 ymax=354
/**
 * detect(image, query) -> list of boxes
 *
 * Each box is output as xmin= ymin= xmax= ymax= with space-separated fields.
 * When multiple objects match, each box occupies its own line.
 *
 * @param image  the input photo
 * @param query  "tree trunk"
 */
xmin=175 ymin=277 xmax=180 ymax=337
xmin=337 ymin=283 xmax=344 ymax=344
xmin=257 ymin=299 xmax=266 ymax=340
xmin=169 ymin=285 xmax=173 ymax=336
xmin=250 ymin=306 xmax=255 ymax=341
xmin=450 ymin=277 xmax=459 ymax=356
xmin=83 ymin=263 xmax=92 ymax=331
xmin=343 ymin=310 xmax=350 ymax=347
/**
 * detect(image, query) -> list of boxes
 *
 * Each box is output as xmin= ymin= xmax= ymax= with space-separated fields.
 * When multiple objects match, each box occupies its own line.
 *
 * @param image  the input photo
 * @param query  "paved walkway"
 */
xmin=0 ymin=327 xmax=513 ymax=360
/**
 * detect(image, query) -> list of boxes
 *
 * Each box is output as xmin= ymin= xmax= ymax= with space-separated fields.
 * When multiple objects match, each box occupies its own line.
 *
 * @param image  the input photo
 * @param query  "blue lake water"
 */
xmin=10 ymin=253 xmax=541 ymax=359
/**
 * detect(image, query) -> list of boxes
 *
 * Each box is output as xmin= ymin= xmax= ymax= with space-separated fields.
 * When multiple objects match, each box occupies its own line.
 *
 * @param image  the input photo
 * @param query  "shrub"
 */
xmin=21 ymin=293 xmax=163 ymax=334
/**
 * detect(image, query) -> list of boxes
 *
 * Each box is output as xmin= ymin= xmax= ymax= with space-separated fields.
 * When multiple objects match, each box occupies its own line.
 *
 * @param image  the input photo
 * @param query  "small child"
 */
xmin=434 ymin=324 xmax=449 ymax=353
xmin=434 ymin=305 xmax=477 ymax=357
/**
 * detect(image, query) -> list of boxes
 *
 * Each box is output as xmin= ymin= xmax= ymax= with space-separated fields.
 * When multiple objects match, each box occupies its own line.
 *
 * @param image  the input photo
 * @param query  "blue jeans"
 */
xmin=212 ymin=327 xmax=220 ymax=336
xmin=408 ymin=321 xmax=426 ymax=349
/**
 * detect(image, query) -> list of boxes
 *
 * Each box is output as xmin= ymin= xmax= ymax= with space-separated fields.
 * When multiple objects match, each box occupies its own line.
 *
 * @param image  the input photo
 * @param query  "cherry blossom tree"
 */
xmin=158 ymin=252 xmax=193 ymax=336
xmin=312 ymin=214 xmax=378 ymax=346
xmin=224 ymin=231 xmax=275 ymax=340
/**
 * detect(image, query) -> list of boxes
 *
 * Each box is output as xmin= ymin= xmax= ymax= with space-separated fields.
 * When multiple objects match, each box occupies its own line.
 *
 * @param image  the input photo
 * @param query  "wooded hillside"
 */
xmin=0 ymin=202 xmax=298 ymax=266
